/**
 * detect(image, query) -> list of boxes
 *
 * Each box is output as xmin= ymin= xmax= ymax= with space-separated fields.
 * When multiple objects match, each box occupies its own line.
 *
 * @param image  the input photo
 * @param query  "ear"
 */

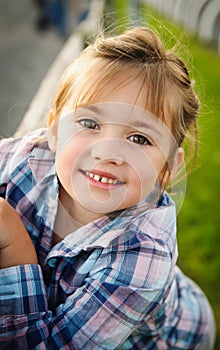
xmin=170 ymin=147 xmax=185 ymax=179
xmin=170 ymin=147 xmax=185 ymax=178
xmin=47 ymin=113 xmax=58 ymax=153
xmin=159 ymin=147 xmax=185 ymax=186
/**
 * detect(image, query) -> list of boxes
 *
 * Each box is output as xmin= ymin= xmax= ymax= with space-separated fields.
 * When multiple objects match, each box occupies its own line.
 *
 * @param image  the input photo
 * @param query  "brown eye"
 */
xmin=79 ymin=118 xmax=100 ymax=130
xmin=128 ymin=134 xmax=151 ymax=145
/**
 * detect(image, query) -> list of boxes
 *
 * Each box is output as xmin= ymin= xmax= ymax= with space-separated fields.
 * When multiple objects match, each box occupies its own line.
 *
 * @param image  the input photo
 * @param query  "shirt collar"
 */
xmin=28 ymin=146 xmax=56 ymax=183
xmin=46 ymin=193 xmax=176 ymax=265
xmin=28 ymin=140 xmax=59 ymax=232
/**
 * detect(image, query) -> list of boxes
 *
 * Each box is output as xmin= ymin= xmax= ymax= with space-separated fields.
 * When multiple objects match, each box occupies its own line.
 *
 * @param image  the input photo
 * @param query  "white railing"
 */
xmin=141 ymin=0 xmax=220 ymax=54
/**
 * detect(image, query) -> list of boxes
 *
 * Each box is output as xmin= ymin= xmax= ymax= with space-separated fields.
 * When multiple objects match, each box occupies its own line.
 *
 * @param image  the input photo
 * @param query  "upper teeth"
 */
xmin=85 ymin=171 xmax=120 ymax=184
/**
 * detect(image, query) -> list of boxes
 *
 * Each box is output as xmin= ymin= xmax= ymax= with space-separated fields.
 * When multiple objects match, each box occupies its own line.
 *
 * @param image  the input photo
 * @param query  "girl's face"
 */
xmin=50 ymin=76 xmax=183 ymax=224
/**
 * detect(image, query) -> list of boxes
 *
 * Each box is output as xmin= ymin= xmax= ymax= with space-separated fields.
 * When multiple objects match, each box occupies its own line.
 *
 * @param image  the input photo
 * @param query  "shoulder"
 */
xmin=95 ymin=195 xmax=177 ymax=289
xmin=0 ymin=128 xmax=48 ymax=157
xmin=113 ymin=193 xmax=177 ymax=253
xmin=0 ymin=128 xmax=53 ymax=184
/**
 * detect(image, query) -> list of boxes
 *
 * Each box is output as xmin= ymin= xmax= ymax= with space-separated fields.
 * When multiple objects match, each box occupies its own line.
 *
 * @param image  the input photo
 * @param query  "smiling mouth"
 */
xmin=80 ymin=170 xmax=125 ymax=185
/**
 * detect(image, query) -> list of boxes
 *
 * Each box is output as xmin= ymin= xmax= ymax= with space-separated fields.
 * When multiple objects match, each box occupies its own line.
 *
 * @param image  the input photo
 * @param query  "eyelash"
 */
xmin=78 ymin=118 xmax=100 ymax=130
xmin=128 ymin=134 xmax=152 ymax=146
xmin=78 ymin=118 xmax=152 ymax=146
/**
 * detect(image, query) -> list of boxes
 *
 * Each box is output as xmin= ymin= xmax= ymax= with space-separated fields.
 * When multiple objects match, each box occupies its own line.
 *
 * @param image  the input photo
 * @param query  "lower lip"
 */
xmin=80 ymin=171 xmax=124 ymax=190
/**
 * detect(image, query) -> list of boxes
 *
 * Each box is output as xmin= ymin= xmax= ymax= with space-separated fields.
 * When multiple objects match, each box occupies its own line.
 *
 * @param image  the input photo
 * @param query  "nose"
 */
xmin=91 ymin=139 xmax=125 ymax=166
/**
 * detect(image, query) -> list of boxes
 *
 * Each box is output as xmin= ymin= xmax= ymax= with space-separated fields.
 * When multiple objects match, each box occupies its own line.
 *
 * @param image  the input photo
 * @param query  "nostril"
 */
xmin=92 ymin=154 xmax=124 ymax=166
xmin=91 ymin=142 xmax=125 ymax=166
xmin=107 ymin=157 xmax=124 ymax=166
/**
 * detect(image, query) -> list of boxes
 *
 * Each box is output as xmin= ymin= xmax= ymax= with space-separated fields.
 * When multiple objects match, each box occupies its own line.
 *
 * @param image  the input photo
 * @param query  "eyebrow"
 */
xmin=130 ymin=120 xmax=162 ymax=135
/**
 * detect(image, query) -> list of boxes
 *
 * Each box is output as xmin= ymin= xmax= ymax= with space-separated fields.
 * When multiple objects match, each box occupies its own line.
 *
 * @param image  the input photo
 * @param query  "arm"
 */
xmin=0 ymin=198 xmax=37 ymax=268
xmin=0 ymin=202 xmax=171 ymax=349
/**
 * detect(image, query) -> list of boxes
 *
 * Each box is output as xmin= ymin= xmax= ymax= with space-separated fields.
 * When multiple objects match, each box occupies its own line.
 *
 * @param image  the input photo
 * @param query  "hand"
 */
xmin=0 ymin=198 xmax=38 ymax=268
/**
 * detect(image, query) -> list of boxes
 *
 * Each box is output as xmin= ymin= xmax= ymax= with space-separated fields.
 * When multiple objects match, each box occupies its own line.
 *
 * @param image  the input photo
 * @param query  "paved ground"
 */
xmin=0 ymin=0 xmax=65 ymax=137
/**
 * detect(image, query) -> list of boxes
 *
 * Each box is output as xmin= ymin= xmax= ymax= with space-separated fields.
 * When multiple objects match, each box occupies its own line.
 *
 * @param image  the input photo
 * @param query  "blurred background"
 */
xmin=1 ymin=0 xmax=220 ymax=348
xmin=0 ymin=0 xmax=90 ymax=137
xmin=0 ymin=0 xmax=62 ymax=137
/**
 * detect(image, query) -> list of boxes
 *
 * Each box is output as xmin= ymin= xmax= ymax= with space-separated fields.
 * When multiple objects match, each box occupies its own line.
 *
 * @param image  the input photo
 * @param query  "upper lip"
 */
xmin=83 ymin=169 xmax=119 ymax=180
xmin=80 ymin=169 xmax=125 ymax=183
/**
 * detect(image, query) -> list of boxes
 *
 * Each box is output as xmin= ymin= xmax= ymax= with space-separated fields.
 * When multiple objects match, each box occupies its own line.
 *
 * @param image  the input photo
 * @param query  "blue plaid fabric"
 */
xmin=0 ymin=129 xmax=213 ymax=349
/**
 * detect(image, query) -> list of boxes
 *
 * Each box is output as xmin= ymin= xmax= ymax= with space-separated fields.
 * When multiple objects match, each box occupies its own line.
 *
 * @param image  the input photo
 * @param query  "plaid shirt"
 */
xmin=0 ymin=129 xmax=211 ymax=349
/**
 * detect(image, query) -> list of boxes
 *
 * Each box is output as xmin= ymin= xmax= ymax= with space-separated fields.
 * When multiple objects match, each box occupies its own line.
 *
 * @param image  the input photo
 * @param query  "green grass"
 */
xmin=178 ymin=41 xmax=220 ymax=347
xmin=109 ymin=3 xmax=220 ymax=348
xmin=142 ymin=8 xmax=220 ymax=349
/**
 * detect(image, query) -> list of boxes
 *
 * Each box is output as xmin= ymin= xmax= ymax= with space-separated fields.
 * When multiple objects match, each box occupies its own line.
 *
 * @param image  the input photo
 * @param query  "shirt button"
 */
xmin=48 ymin=258 xmax=57 ymax=267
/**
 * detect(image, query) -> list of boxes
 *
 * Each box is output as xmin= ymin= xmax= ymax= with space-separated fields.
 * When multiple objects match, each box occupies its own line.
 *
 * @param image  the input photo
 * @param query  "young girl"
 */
xmin=0 ymin=26 xmax=216 ymax=349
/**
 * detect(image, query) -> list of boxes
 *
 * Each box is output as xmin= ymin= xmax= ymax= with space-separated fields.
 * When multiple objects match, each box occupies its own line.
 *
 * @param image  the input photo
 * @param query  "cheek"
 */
xmin=55 ymin=139 xmax=85 ymax=191
xmin=128 ymin=149 xmax=164 ymax=182
xmin=126 ymin=150 xmax=166 ymax=200
xmin=128 ymin=166 xmax=155 ymax=201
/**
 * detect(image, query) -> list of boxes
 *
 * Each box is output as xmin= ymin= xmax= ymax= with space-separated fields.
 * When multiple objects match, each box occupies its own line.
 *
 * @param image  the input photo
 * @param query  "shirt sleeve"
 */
xmin=0 ymin=239 xmax=171 ymax=350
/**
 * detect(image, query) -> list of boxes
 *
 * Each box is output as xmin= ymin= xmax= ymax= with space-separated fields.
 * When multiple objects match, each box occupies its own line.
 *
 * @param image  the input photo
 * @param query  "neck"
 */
xmin=59 ymin=184 xmax=104 ymax=225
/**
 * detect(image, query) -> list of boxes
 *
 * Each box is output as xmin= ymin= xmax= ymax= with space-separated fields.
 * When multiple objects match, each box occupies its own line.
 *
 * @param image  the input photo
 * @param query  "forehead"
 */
xmin=68 ymin=65 xmax=148 ymax=111
xmin=91 ymin=72 xmax=148 ymax=109
xmin=64 ymin=63 xmax=174 ymax=132
xmin=76 ymin=66 xmax=171 ymax=123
